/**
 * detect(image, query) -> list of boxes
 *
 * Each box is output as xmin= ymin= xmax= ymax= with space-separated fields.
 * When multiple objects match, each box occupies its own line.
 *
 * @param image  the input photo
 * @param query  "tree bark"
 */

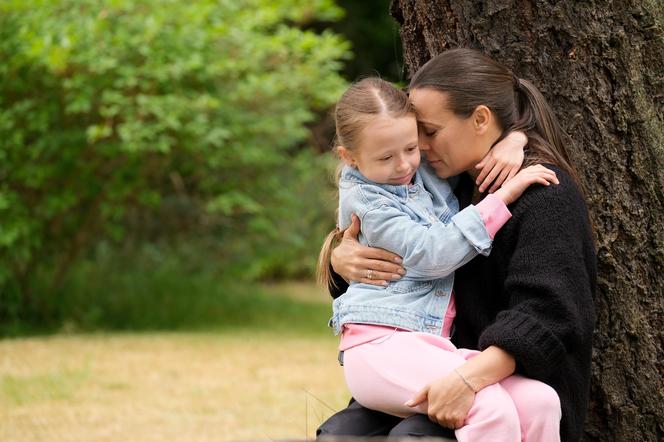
xmin=390 ymin=1 xmax=664 ymax=440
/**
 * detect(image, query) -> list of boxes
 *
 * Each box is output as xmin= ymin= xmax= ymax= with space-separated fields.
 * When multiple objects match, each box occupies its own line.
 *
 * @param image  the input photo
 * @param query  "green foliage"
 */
xmin=1 ymin=243 xmax=332 ymax=336
xmin=0 ymin=0 xmax=349 ymax=324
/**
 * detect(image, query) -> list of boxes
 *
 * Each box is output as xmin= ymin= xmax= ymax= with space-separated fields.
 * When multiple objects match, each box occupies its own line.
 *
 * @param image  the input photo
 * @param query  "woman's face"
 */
xmin=409 ymin=88 xmax=493 ymax=179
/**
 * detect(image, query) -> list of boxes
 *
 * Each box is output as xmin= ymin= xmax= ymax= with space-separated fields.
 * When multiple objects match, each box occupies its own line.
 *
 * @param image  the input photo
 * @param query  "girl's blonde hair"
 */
xmin=316 ymin=77 xmax=413 ymax=289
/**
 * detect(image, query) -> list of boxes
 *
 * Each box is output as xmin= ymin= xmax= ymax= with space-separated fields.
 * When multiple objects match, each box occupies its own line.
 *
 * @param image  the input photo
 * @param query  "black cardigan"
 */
xmin=329 ymin=166 xmax=597 ymax=442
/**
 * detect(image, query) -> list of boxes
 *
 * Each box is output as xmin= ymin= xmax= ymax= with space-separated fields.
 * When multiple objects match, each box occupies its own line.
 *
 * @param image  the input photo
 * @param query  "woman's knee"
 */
xmin=388 ymin=414 xmax=456 ymax=439
xmin=316 ymin=399 xmax=401 ymax=437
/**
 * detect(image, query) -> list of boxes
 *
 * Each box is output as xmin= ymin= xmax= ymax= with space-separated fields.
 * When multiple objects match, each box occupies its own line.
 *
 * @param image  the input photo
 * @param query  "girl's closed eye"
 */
xmin=380 ymin=155 xmax=392 ymax=161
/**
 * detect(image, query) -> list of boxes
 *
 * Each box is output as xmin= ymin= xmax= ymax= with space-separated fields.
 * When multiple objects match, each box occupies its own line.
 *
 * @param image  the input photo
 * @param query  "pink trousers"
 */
xmin=343 ymin=330 xmax=561 ymax=442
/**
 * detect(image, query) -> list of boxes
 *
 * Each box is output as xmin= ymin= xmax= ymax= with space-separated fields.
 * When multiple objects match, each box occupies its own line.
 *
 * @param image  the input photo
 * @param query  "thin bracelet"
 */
xmin=454 ymin=368 xmax=479 ymax=393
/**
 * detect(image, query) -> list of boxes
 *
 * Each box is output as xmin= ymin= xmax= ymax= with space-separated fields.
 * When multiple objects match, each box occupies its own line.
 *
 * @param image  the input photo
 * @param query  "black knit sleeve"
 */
xmin=328 ymin=266 xmax=349 ymax=299
xmin=478 ymin=173 xmax=596 ymax=380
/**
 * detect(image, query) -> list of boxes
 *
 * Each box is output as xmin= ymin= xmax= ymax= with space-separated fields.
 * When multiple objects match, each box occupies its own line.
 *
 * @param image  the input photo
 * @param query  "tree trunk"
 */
xmin=389 ymin=1 xmax=664 ymax=440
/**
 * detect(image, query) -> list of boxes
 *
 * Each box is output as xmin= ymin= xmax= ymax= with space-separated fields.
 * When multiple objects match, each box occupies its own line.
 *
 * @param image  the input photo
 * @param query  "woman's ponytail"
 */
xmin=513 ymin=78 xmax=582 ymax=188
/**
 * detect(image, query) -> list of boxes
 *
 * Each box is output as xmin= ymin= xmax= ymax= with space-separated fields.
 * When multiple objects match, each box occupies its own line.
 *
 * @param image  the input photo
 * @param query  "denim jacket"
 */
xmin=330 ymin=162 xmax=493 ymax=336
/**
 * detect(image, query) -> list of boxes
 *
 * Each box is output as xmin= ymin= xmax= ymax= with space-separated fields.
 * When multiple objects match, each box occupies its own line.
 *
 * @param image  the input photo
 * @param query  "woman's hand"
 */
xmin=405 ymin=345 xmax=516 ymax=429
xmin=331 ymin=214 xmax=405 ymax=286
xmin=475 ymin=131 xmax=527 ymax=193
xmin=405 ymin=370 xmax=475 ymax=429
xmin=494 ymin=164 xmax=559 ymax=205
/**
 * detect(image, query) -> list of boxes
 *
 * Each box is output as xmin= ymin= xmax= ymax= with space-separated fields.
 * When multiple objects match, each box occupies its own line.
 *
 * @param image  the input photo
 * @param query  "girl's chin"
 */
xmin=391 ymin=172 xmax=415 ymax=185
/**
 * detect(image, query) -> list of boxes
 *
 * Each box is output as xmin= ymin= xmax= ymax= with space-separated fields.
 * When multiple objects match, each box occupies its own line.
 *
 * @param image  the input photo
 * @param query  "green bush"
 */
xmin=0 ymin=0 xmax=348 ymax=325
xmin=0 ymin=242 xmax=332 ymax=336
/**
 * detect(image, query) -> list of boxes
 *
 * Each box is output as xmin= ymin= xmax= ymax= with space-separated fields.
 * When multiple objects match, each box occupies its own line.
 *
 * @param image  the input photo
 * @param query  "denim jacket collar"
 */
xmin=340 ymin=164 xmax=424 ymax=199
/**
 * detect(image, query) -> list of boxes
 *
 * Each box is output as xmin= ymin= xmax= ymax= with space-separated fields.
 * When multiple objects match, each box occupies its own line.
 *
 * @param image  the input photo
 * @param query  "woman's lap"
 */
xmin=340 ymin=330 xmax=560 ymax=441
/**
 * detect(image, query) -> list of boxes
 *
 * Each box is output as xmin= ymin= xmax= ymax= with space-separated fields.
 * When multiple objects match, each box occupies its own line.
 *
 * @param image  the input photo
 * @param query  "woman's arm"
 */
xmin=329 ymin=214 xmax=405 ymax=290
xmin=330 ymin=165 xmax=558 ymax=287
xmin=343 ymin=166 xmax=558 ymax=281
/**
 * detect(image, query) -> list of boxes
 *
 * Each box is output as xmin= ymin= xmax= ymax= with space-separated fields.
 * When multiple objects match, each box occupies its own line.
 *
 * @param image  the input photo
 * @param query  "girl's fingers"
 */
xmin=506 ymin=166 xmax=519 ymax=182
xmin=489 ymin=167 xmax=511 ymax=193
xmin=478 ymin=163 xmax=501 ymax=192
xmin=475 ymin=158 xmax=496 ymax=186
xmin=537 ymin=172 xmax=558 ymax=184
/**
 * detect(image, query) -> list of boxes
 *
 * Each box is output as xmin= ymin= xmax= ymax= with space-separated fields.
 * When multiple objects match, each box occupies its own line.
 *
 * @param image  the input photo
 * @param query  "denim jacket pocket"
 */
xmin=388 ymin=279 xmax=433 ymax=295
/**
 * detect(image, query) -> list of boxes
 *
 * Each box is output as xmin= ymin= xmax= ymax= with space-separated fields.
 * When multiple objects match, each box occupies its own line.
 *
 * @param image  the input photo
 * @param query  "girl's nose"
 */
xmin=418 ymin=134 xmax=430 ymax=151
xmin=396 ymin=158 xmax=409 ymax=172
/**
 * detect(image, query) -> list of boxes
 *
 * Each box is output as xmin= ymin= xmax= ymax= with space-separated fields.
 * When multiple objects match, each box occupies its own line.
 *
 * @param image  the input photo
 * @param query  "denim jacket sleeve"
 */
xmin=357 ymin=198 xmax=493 ymax=280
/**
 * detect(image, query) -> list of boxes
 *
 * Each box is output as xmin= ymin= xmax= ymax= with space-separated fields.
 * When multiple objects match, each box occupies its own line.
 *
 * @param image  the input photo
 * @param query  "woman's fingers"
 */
xmin=356 ymin=277 xmax=389 ymax=287
xmin=364 ymin=247 xmax=403 ymax=265
xmin=405 ymin=386 xmax=429 ymax=407
xmin=352 ymin=258 xmax=403 ymax=285
xmin=343 ymin=214 xmax=361 ymax=240
xmin=365 ymin=268 xmax=402 ymax=282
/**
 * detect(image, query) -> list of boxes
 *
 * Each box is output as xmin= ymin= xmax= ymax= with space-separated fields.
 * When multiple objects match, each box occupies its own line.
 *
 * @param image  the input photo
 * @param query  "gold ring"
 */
xmin=367 ymin=269 xmax=373 ymax=280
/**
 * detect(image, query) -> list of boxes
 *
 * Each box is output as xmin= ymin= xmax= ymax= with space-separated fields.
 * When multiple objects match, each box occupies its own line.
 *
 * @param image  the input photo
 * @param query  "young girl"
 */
xmin=318 ymin=77 xmax=559 ymax=442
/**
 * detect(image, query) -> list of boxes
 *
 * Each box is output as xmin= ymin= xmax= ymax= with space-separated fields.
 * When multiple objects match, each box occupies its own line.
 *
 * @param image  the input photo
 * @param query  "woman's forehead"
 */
xmin=409 ymin=88 xmax=450 ymax=122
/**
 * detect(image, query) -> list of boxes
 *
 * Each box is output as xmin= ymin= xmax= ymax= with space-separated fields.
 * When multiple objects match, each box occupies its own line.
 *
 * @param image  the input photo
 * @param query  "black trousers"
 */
xmin=316 ymin=398 xmax=456 ymax=440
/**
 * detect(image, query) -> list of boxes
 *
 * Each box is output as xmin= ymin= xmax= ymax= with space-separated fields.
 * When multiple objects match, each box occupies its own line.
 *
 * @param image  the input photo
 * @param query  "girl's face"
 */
xmin=408 ymin=88 xmax=495 ymax=179
xmin=340 ymin=114 xmax=420 ymax=185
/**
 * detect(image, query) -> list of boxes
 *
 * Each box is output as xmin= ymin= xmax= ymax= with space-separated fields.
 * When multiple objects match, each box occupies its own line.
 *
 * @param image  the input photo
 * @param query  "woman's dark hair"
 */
xmin=409 ymin=48 xmax=581 ymax=187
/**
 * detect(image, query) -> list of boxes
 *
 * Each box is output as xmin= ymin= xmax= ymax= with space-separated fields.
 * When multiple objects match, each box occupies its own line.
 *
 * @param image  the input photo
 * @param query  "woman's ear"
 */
xmin=337 ymin=146 xmax=357 ymax=167
xmin=472 ymin=105 xmax=493 ymax=135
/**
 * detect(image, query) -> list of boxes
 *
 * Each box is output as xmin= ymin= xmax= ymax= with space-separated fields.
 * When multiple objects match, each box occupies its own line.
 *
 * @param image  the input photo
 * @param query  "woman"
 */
xmin=317 ymin=48 xmax=596 ymax=441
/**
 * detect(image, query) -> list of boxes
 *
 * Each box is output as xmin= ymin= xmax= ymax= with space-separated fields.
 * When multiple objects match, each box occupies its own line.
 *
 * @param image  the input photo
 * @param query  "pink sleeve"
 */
xmin=475 ymin=194 xmax=512 ymax=239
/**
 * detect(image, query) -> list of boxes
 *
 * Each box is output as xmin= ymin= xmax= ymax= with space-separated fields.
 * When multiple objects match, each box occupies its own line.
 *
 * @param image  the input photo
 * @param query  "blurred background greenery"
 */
xmin=0 ymin=0 xmax=402 ymax=335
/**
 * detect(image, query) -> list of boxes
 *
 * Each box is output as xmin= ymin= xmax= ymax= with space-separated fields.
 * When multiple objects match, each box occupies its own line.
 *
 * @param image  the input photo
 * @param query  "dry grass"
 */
xmin=0 ymin=330 xmax=349 ymax=441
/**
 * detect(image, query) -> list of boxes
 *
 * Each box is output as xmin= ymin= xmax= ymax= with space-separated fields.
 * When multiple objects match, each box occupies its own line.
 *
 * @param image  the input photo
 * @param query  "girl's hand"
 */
xmin=405 ymin=370 xmax=475 ymax=429
xmin=330 ymin=214 xmax=405 ymax=286
xmin=493 ymin=164 xmax=559 ymax=205
xmin=475 ymin=131 xmax=527 ymax=193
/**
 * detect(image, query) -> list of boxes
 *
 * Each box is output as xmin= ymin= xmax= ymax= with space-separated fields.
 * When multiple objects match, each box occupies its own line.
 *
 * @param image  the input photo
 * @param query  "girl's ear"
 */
xmin=472 ymin=105 xmax=493 ymax=135
xmin=337 ymin=146 xmax=357 ymax=167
